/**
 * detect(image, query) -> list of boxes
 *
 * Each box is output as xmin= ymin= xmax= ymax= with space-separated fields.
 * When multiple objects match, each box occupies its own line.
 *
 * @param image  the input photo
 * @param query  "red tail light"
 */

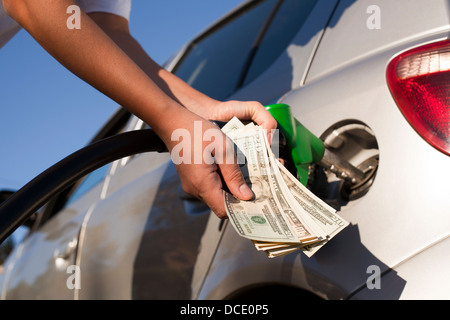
xmin=387 ymin=39 xmax=450 ymax=156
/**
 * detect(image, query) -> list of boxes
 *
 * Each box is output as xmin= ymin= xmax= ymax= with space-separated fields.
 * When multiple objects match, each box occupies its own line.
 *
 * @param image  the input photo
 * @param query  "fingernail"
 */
xmin=239 ymin=184 xmax=254 ymax=199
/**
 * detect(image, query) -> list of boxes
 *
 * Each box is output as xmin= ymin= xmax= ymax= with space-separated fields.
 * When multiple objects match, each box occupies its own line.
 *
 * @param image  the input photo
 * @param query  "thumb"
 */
xmin=219 ymin=162 xmax=254 ymax=201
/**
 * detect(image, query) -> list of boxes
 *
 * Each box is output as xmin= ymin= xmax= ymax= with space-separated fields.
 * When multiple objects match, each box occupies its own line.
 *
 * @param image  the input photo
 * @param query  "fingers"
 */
xmin=249 ymin=103 xmax=278 ymax=131
xmin=210 ymin=137 xmax=254 ymax=218
xmin=213 ymin=136 xmax=252 ymax=199
xmin=171 ymin=112 xmax=273 ymax=219
xmin=175 ymin=131 xmax=254 ymax=219
xmin=213 ymin=100 xmax=278 ymax=131
xmin=219 ymin=162 xmax=254 ymax=200
xmin=213 ymin=100 xmax=278 ymax=145
xmin=179 ymin=164 xmax=248 ymax=219
xmin=194 ymin=163 xmax=253 ymax=219
xmin=196 ymin=170 xmax=229 ymax=219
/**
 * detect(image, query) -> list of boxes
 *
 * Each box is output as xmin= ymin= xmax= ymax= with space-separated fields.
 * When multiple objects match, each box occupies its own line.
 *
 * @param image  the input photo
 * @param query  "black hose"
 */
xmin=0 ymin=129 xmax=167 ymax=243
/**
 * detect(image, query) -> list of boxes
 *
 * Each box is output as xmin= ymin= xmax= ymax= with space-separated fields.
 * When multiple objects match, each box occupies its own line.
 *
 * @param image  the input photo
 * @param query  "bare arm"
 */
xmin=86 ymin=12 xmax=216 ymax=114
xmin=87 ymin=12 xmax=277 ymax=129
xmin=3 ymin=0 xmax=276 ymax=217
xmin=2 ymin=0 xmax=180 ymax=137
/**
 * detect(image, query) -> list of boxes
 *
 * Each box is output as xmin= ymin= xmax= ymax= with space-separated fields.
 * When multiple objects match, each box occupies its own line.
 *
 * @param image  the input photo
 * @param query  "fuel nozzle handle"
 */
xmin=265 ymin=104 xmax=365 ymax=186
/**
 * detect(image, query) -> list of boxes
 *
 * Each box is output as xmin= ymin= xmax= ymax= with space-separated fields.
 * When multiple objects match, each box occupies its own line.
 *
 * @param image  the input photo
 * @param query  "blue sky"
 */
xmin=0 ymin=1 xmax=244 ymax=191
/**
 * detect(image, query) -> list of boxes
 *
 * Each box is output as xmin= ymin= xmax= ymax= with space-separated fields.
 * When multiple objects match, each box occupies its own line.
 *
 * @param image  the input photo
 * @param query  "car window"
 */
xmin=64 ymin=164 xmax=109 ymax=206
xmin=29 ymin=109 xmax=131 ymax=228
xmin=242 ymin=0 xmax=318 ymax=86
xmin=0 ymin=224 xmax=28 ymax=270
xmin=173 ymin=0 xmax=279 ymax=100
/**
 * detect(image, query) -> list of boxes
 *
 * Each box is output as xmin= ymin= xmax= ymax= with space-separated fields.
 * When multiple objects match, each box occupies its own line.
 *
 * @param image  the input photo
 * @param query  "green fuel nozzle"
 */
xmin=265 ymin=104 xmax=366 ymax=187
xmin=265 ymin=104 xmax=324 ymax=186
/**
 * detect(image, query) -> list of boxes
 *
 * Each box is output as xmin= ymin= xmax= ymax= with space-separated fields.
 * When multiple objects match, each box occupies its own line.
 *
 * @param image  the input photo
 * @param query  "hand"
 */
xmin=163 ymin=102 xmax=277 ymax=219
xmin=164 ymin=111 xmax=253 ymax=218
xmin=192 ymin=100 xmax=278 ymax=138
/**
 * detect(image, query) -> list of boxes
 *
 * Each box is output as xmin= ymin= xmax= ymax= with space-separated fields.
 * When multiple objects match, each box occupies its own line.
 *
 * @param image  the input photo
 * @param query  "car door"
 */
xmin=1 ymin=182 xmax=103 ymax=299
xmin=1 ymin=0 xmax=332 ymax=300
xmin=173 ymin=0 xmax=330 ymax=104
xmin=0 ymin=110 xmax=131 ymax=299
xmin=75 ymin=0 xmax=285 ymax=299
xmin=77 ymin=0 xmax=330 ymax=299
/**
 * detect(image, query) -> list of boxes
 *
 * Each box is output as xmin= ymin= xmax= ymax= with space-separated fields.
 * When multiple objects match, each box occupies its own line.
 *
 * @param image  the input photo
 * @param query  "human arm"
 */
xmin=3 ymin=0 xmax=276 ymax=217
xmin=86 ymin=12 xmax=277 ymax=130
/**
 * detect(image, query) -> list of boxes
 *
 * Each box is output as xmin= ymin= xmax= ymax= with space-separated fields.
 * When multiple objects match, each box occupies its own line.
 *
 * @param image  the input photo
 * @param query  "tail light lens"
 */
xmin=387 ymin=39 xmax=450 ymax=156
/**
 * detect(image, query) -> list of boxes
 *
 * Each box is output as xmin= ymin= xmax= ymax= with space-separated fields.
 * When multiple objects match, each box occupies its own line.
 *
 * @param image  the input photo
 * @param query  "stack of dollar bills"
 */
xmin=221 ymin=117 xmax=349 ymax=258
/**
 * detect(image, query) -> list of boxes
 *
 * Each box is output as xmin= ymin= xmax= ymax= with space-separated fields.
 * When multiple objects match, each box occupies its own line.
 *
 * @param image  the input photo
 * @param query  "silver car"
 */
xmin=1 ymin=0 xmax=449 ymax=300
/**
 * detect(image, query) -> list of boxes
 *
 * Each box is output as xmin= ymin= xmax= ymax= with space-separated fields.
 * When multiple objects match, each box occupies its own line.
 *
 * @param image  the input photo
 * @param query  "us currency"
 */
xmin=252 ymin=137 xmax=348 ymax=257
xmin=275 ymin=162 xmax=349 ymax=257
xmin=221 ymin=116 xmax=245 ymax=134
xmin=277 ymin=161 xmax=348 ymax=240
xmin=223 ymin=118 xmax=323 ymax=244
xmin=223 ymin=124 xmax=304 ymax=243
xmin=221 ymin=117 xmax=349 ymax=257
xmin=262 ymin=129 xmax=329 ymax=241
xmin=254 ymin=142 xmax=349 ymax=257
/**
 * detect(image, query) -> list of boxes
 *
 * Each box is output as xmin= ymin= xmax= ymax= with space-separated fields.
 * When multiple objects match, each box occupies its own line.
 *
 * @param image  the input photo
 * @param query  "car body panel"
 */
xmin=231 ymin=0 xmax=338 ymax=104
xmin=306 ymin=0 xmax=450 ymax=83
xmin=76 ymin=153 xmax=217 ymax=299
xmin=0 ymin=187 xmax=102 ymax=299
xmin=351 ymin=235 xmax=450 ymax=299
xmin=198 ymin=1 xmax=450 ymax=300
xmin=1 ymin=0 xmax=449 ymax=300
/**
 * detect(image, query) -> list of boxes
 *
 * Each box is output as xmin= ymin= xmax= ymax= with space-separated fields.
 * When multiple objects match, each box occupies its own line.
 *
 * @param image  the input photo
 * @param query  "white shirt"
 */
xmin=0 ymin=1 xmax=21 ymax=48
xmin=0 ymin=0 xmax=132 ymax=49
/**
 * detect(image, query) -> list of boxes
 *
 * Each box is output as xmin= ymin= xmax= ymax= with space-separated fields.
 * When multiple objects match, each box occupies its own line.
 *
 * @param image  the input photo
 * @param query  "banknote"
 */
xmin=264 ymin=161 xmax=349 ymax=257
xmin=221 ymin=116 xmax=245 ymax=134
xmin=221 ymin=117 xmax=349 ymax=257
xmin=255 ymin=149 xmax=349 ymax=257
xmin=277 ymin=161 xmax=348 ymax=239
xmin=224 ymin=125 xmax=306 ymax=243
